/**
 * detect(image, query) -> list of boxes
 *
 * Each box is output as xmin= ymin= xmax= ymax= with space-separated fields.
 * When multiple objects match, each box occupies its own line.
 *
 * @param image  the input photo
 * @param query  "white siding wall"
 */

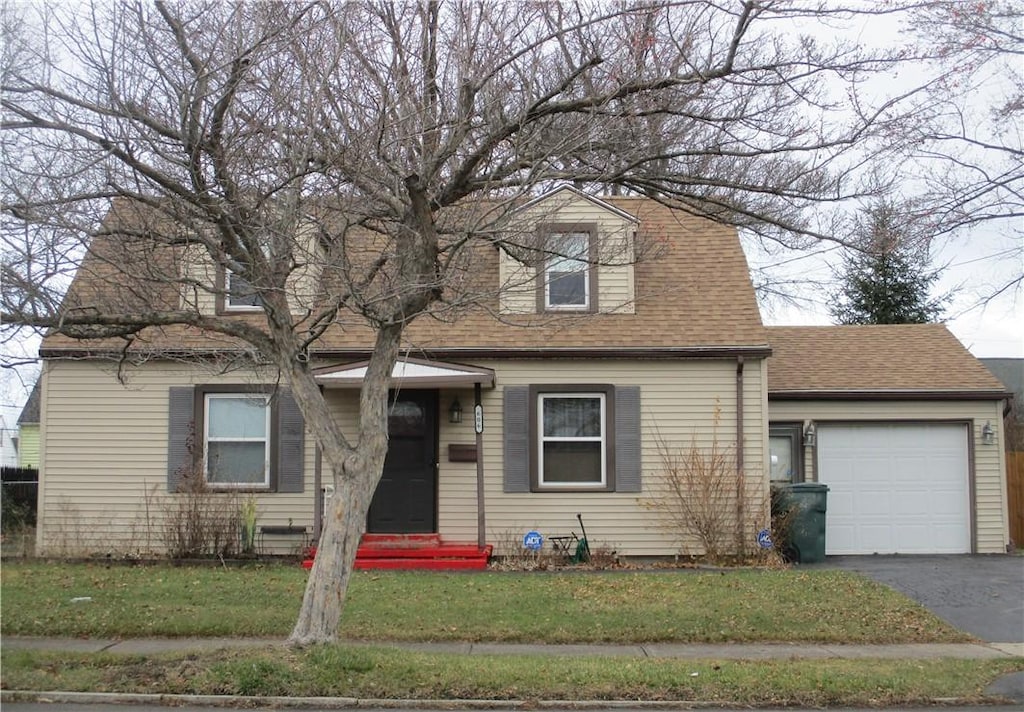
xmin=499 ymin=193 xmax=636 ymax=315
xmin=767 ymin=400 xmax=1009 ymax=554
xmin=38 ymin=356 xmax=768 ymax=558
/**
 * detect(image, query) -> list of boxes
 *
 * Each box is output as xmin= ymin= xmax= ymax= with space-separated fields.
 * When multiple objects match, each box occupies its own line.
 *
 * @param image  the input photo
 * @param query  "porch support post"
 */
xmin=313 ymin=445 xmax=322 ymax=541
xmin=475 ymin=381 xmax=486 ymax=549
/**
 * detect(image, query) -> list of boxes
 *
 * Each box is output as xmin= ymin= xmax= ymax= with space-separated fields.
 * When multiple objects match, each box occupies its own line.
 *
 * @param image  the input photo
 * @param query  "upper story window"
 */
xmin=537 ymin=224 xmax=598 ymax=313
xmin=225 ymin=270 xmax=263 ymax=311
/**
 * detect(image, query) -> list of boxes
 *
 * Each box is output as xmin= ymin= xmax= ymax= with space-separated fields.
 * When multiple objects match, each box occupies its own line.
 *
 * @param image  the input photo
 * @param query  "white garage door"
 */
xmin=817 ymin=423 xmax=970 ymax=555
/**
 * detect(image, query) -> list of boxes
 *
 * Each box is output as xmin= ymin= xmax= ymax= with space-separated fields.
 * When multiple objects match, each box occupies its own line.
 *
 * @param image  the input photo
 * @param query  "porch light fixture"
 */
xmin=449 ymin=398 xmax=463 ymax=424
xmin=803 ymin=422 xmax=816 ymax=447
xmin=981 ymin=420 xmax=995 ymax=445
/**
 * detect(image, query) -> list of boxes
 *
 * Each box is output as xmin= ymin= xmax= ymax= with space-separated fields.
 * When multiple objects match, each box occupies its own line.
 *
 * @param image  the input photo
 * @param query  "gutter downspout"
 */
xmin=736 ymin=356 xmax=745 ymax=553
xmin=736 ymin=356 xmax=745 ymax=474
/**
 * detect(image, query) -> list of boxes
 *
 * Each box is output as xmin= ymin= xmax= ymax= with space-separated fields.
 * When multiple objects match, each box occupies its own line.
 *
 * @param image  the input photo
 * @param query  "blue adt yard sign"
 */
xmin=757 ymin=529 xmax=773 ymax=549
xmin=523 ymin=530 xmax=544 ymax=551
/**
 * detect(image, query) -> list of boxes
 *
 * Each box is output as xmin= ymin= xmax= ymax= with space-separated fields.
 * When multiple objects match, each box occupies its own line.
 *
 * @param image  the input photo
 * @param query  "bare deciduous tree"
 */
xmin=902 ymin=0 xmax=1023 ymax=298
xmin=2 ymin=1 xmax=937 ymax=644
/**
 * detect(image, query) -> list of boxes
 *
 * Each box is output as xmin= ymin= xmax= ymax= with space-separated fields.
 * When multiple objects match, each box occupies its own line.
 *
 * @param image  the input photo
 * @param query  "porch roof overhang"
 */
xmin=313 ymin=357 xmax=496 ymax=389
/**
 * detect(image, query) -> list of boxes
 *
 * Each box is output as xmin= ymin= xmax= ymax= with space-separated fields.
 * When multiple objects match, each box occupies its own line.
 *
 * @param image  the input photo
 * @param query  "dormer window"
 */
xmin=537 ymin=224 xmax=598 ymax=313
xmin=226 ymin=270 xmax=263 ymax=311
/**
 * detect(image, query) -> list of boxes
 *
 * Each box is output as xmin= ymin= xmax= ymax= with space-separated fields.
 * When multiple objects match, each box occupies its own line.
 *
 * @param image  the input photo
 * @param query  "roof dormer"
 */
xmin=499 ymin=186 xmax=639 ymax=315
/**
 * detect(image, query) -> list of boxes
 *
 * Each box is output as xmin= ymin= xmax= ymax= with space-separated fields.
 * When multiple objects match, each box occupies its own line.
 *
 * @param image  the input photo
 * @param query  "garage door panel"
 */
xmin=857 ymin=490 xmax=891 ymax=514
xmin=829 ymin=490 xmax=856 ymax=517
xmin=893 ymin=495 xmax=931 ymax=516
xmin=817 ymin=424 xmax=969 ymax=555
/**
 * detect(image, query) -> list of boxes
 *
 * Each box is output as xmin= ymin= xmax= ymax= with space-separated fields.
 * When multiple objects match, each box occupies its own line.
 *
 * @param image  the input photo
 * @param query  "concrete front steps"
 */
xmin=302 ymin=533 xmax=493 ymax=571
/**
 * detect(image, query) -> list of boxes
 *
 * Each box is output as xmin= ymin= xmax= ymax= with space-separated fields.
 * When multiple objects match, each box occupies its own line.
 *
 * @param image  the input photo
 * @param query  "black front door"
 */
xmin=367 ymin=390 xmax=438 ymax=533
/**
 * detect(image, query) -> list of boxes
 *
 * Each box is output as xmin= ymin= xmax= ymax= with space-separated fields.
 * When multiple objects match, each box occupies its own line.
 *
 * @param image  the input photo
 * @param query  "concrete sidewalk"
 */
xmin=4 ymin=636 xmax=1023 ymax=708
xmin=3 ymin=635 xmax=1021 ymax=659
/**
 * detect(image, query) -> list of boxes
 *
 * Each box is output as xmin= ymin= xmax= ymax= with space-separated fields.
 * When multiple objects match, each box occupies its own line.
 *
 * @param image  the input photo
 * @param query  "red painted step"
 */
xmin=302 ymin=536 xmax=492 ymax=571
xmin=354 ymin=553 xmax=491 ymax=571
xmin=357 ymin=544 xmax=486 ymax=559
xmin=361 ymin=533 xmax=441 ymax=546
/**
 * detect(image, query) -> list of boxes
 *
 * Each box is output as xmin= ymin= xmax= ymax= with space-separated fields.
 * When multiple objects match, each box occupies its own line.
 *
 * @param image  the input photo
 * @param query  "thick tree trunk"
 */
xmin=288 ymin=476 xmax=371 ymax=645
xmin=287 ymin=324 xmax=402 ymax=646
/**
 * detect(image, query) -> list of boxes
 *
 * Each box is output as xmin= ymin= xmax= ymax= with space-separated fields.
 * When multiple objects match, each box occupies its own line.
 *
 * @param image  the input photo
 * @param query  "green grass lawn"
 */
xmin=1 ymin=561 xmax=969 ymax=643
xmin=3 ymin=646 xmax=1021 ymax=706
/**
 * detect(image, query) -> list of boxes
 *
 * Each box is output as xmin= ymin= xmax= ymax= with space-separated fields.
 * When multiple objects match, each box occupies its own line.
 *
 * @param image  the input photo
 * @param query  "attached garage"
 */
xmin=816 ymin=423 xmax=970 ymax=554
xmin=766 ymin=325 xmax=1012 ymax=556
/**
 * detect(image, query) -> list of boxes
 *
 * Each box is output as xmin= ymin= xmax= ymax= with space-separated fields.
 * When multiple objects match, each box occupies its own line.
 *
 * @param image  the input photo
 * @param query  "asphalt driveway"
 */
xmin=820 ymin=555 xmax=1024 ymax=643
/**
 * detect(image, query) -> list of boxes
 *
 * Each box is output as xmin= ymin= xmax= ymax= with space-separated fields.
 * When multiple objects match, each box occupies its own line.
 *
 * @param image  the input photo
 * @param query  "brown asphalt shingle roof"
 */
xmin=766 ymin=324 xmax=1009 ymax=396
xmin=41 ymin=197 xmax=769 ymax=355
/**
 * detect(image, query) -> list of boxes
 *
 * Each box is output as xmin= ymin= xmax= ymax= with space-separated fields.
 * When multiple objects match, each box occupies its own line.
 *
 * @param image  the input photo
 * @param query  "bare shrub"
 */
xmin=768 ymin=486 xmax=801 ymax=564
xmin=643 ymin=406 xmax=770 ymax=564
xmin=49 ymin=496 xmax=95 ymax=556
xmin=161 ymin=472 xmax=241 ymax=558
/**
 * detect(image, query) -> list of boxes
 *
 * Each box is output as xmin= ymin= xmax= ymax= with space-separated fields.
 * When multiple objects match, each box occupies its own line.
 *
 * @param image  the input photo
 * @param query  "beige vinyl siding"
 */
xmin=179 ymin=245 xmax=219 ymax=314
xmin=768 ymin=399 xmax=1009 ymax=554
xmin=440 ymin=358 xmax=767 ymax=557
xmin=500 ymin=192 xmax=636 ymax=315
xmin=17 ymin=424 xmax=40 ymax=468
xmin=39 ymin=355 xmax=768 ymax=558
xmin=37 ymin=360 xmax=317 ymax=556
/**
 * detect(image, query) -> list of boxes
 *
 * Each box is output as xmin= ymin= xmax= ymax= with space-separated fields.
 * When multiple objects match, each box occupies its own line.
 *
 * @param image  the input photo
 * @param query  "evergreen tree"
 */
xmin=831 ymin=202 xmax=948 ymax=325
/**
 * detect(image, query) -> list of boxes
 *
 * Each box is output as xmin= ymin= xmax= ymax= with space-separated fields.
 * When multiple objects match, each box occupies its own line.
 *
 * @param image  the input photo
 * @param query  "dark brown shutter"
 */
xmin=276 ymin=390 xmax=305 ymax=493
xmin=614 ymin=386 xmax=642 ymax=492
xmin=503 ymin=386 xmax=530 ymax=492
xmin=167 ymin=387 xmax=195 ymax=492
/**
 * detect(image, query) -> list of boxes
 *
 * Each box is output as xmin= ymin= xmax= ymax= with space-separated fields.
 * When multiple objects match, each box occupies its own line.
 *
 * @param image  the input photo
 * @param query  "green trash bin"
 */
xmin=775 ymin=482 xmax=829 ymax=564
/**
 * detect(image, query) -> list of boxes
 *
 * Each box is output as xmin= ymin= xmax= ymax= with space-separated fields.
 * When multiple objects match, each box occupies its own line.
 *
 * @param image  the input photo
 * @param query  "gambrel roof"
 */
xmin=41 ymin=196 xmax=770 ymax=357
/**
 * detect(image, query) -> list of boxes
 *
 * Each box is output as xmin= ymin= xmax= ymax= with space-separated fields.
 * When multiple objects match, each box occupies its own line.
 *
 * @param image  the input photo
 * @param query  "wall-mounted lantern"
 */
xmin=448 ymin=398 xmax=463 ymax=424
xmin=981 ymin=420 xmax=995 ymax=445
xmin=803 ymin=421 xmax=817 ymax=447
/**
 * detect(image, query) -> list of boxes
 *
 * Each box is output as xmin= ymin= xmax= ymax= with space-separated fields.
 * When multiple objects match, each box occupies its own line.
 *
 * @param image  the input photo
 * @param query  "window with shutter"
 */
xmin=502 ymin=384 xmax=641 ymax=493
xmin=166 ymin=385 xmax=304 ymax=492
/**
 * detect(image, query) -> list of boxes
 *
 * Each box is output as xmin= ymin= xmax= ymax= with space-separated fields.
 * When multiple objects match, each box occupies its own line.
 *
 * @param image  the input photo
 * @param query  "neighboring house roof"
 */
xmin=766 ymin=324 xmax=1010 ymax=399
xmin=980 ymin=358 xmax=1023 ymax=401
xmin=17 ymin=381 xmax=41 ymax=425
xmin=40 ymin=197 xmax=769 ymax=357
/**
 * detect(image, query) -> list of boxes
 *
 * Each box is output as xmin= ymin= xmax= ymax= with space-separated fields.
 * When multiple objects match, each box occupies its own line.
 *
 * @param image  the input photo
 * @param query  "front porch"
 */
xmin=309 ymin=357 xmax=497 ymax=570
xmin=302 ymin=533 xmax=493 ymax=571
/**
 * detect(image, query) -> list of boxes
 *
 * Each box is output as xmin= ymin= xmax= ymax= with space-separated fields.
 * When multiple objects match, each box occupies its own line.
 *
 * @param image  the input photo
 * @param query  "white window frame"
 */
xmin=544 ymin=232 xmax=591 ymax=310
xmin=537 ymin=392 xmax=607 ymax=488
xmin=203 ymin=393 xmax=271 ymax=488
xmin=225 ymin=270 xmax=263 ymax=312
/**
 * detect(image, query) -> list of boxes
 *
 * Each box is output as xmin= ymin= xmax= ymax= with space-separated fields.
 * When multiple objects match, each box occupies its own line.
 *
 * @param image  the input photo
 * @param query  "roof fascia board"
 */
xmin=512 ymin=185 xmax=640 ymax=224
xmin=40 ymin=345 xmax=773 ymax=360
xmin=769 ymin=389 xmax=1012 ymax=401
